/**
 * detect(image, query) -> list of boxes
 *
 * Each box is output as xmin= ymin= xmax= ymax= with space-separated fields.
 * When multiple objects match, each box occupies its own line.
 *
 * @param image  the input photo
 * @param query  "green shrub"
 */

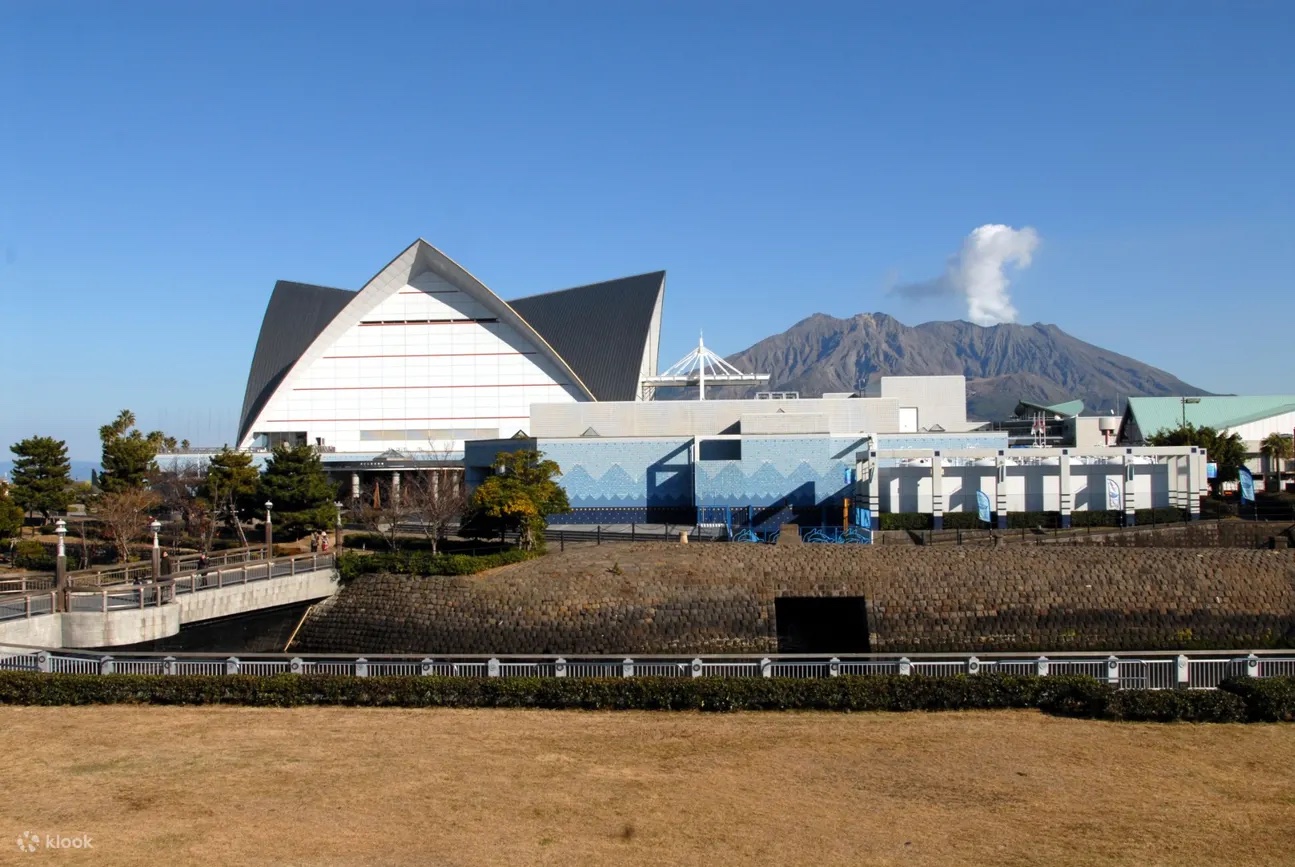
xmin=940 ymin=512 xmax=986 ymax=530
xmin=1105 ymin=688 xmax=1246 ymax=722
xmin=335 ymin=548 xmax=535 ymax=581
xmin=0 ymin=672 xmax=1095 ymax=713
xmin=1134 ymin=507 xmax=1186 ymax=525
xmin=1005 ymin=511 xmax=1061 ymax=529
xmin=879 ymin=513 xmax=932 ymax=531
xmin=1070 ymin=510 xmax=1122 ymax=528
xmin=1219 ymin=676 xmax=1295 ymax=722
xmin=1 ymin=671 xmax=1285 ymax=721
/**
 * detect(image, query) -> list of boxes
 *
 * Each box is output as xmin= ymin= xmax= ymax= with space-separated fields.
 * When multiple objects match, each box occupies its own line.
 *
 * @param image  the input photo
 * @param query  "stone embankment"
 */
xmin=292 ymin=545 xmax=1295 ymax=655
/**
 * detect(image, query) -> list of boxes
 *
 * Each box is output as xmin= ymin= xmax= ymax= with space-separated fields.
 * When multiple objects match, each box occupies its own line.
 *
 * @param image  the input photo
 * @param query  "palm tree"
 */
xmin=1259 ymin=433 xmax=1293 ymax=491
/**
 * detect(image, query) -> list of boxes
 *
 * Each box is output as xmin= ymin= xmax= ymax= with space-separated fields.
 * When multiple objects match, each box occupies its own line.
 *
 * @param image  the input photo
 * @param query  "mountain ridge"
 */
xmin=720 ymin=313 xmax=1208 ymax=421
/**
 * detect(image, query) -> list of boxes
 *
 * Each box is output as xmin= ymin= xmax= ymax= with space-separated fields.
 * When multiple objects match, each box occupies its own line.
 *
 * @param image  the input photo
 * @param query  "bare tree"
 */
xmin=354 ymin=480 xmax=420 ymax=551
xmin=148 ymin=460 xmax=204 ymax=537
xmin=403 ymin=469 xmax=467 ymax=554
xmin=95 ymin=488 xmax=161 ymax=563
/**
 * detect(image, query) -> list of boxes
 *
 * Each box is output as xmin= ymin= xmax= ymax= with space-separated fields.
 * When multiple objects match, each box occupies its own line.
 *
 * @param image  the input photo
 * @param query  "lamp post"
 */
xmin=150 ymin=518 xmax=162 ymax=581
xmin=1181 ymin=396 xmax=1201 ymax=428
xmin=333 ymin=500 xmax=343 ymax=552
xmin=264 ymin=500 xmax=274 ymax=559
xmin=54 ymin=518 xmax=68 ymax=611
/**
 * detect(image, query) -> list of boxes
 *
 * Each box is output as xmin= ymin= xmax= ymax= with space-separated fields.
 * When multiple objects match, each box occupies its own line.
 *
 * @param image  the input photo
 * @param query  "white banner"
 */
xmin=1106 ymin=477 xmax=1122 ymax=511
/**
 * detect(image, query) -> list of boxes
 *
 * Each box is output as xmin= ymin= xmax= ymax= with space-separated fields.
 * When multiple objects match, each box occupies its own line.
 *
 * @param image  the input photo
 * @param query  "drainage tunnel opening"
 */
xmin=774 ymin=596 xmax=870 ymax=654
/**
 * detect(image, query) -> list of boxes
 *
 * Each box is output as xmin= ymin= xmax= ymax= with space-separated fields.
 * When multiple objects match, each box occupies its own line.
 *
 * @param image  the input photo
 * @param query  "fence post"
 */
xmin=290 ymin=657 xmax=304 ymax=675
xmin=100 ymin=655 xmax=115 ymax=675
xmin=898 ymin=657 xmax=911 ymax=676
xmin=36 ymin=651 xmax=50 ymax=673
xmin=1175 ymin=654 xmax=1189 ymax=689
xmin=622 ymin=658 xmax=634 ymax=678
xmin=487 ymin=657 xmax=500 ymax=678
xmin=226 ymin=656 xmax=240 ymax=675
xmin=1036 ymin=656 xmax=1049 ymax=677
xmin=241 ymin=565 xmax=248 ymax=584
xmin=760 ymin=657 xmax=772 ymax=678
xmin=967 ymin=656 xmax=980 ymax=675
xmin=631 ymin=523 xmax=636 ymax=543
xmin=596 ymin=526 xmax=602 ymax=546
xmin=290 ymin=557 xmax=296 ymax=576
xmin=355 ymin=658 xmax=368 ymax=678
xmin=828 ymin=657 xmax=840 ymax=677
xmin=690 ymin=658 xmax=703 ymax=678
xmin=101 ymin=590 xmax=107 ymax=614
xmin=559 ymin=530 xmax=564 ymax=553
xmin=1245 ymin=654 xmax=1260 ymax=677
xmin=555 ymin=657 xmax=567 ymax=678
xmin=217 ymin=568 xmax=224 ymax=589
xmin=420 ymin=658 xmax=435 ymax=676
xmin=1106 ymin=656 xmax=1120 ymax=687
xmin=163 ymin=656 xmax=177 ymax=676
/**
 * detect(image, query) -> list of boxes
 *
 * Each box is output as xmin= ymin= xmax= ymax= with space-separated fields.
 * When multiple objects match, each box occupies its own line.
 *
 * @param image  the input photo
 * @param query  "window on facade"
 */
xmin=698 ymin=439 xmax=741 ymax=461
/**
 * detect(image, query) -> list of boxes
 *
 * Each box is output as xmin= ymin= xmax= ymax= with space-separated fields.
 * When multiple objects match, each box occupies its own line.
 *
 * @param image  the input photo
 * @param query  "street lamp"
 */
xmin=150 ymin=518 xmax=163 ymax=580
xmin=333 ymin=500 xmax=343 ymax=552
xmin=54 ymin=519 xmax=68 ymax=609
xmin=264 ymin=500 xmax=274 ymax=559
xmin=1181 ymin=396 xmax=1201 ymax=428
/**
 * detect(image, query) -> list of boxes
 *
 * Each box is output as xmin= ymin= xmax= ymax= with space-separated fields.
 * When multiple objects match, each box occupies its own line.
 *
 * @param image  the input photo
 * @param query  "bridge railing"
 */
xmin=0 ymin=553 xmax=335 ymax=621
xmin=1 ymin=649 xmax=1292 ymax=691
xmin=69 ymin=545 xmax=271 ymax=588
xmin=0 ymin=592 xmax=57 ymax=622
xmin=0 ymin=576 xmax=54 ymax=595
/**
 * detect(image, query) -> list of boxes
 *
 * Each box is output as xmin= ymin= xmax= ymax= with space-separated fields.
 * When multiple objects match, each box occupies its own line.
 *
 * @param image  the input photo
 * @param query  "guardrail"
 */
xmin=0 ymin=576 xmax=54 ymax=595
xmin=69 ymin=546 xmax=271 ymax=588
xmin=0 ymin=553 xmax=335 ymax=622
xmin=1 ymin=649 xmax=1292 ymax=690
xmin=0 ymin=593 xmax=57 ymax=622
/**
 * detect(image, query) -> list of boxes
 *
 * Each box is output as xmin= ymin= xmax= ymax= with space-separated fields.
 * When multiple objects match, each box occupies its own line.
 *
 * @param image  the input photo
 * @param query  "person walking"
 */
xmin=310 ymin=533 xmax=319 ymax=554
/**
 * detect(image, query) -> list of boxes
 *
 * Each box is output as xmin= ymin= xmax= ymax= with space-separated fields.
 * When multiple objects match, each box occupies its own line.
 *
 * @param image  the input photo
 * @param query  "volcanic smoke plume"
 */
xmin=893 ymin=224 xmax=1040 ymax=326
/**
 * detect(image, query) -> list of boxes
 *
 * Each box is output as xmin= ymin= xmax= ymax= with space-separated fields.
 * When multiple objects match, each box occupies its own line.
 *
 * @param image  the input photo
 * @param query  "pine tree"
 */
xmin=9 ymin=435 xmax=73 ymax=522
xmin=259 ymin=444 xmax=338 ymax=536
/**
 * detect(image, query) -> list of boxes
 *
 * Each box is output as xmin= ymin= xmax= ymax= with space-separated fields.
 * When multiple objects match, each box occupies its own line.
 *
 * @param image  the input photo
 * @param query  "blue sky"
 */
xmin=2 ymin=1 xmax=1291 ymax=458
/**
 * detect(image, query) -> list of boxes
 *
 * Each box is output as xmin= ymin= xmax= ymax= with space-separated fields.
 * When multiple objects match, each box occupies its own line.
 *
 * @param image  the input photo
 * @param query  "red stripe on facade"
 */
xmin=359 ymin=318 xmax=498 ymax=326
xmin=264 ymin=416 xmax=530 ymax=423
xmin=321 ymin=352 xmax=537 ymax=359
xmin=292 ymin=383 xmax=564 ymax=391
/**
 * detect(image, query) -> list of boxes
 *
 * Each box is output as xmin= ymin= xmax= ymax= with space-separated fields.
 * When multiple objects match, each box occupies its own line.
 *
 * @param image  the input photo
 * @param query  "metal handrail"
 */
xmin=3 ymin=648 xmax=1291 ymax=690
xmin=0 ymin=576 xmax=54 ymax=595
xmin=0 ymin=553 xmax=335 ymax=621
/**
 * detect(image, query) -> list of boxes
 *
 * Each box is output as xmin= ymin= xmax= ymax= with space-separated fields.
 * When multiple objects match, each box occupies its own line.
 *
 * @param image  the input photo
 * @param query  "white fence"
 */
xmin=1 ymin=650 xmax=1291 ymax=690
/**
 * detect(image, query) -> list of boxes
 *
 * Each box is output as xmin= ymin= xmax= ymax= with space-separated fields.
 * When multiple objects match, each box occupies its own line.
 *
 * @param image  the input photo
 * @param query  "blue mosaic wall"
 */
xmin=539 ymin=439 xmax=693 ymax=511
xmin=694 ymin=436 xmax=868 ymax=509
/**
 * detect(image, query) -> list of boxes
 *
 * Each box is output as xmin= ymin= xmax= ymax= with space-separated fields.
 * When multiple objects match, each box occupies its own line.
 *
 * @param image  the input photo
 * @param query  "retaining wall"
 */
xmin=292 ymin=545 xmax=1295 ymax=655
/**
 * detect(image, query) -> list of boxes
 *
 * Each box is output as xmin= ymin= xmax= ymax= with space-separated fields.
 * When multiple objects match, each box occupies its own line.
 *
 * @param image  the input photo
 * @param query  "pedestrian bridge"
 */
xmin=0 ymin=553 xmax=338 ymax=649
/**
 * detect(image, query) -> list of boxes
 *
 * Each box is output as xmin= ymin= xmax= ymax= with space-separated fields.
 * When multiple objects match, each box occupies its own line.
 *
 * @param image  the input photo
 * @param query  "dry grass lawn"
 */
xmin=1 ymin=707 xmax=1292 ymax=866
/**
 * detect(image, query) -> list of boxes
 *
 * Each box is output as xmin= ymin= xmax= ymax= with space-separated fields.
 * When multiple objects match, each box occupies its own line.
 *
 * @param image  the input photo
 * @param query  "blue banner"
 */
xmin=976 ymin=490 xmax=991 ymax=524
xmin=1239 ymin=467 xmax=1255 ymax=502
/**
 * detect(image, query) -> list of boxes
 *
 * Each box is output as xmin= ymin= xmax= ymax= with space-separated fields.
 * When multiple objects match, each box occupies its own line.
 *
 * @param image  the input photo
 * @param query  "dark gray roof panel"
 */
xmin=509 ymin=272 xmax=664 ymax=401
xmin=238 ymin=281 xmax=356 ymax=444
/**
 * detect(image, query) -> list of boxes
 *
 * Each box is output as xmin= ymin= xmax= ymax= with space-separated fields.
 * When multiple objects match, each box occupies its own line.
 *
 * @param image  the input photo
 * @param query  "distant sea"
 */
xmin=0 ymin=460 xmax=100 ymax=482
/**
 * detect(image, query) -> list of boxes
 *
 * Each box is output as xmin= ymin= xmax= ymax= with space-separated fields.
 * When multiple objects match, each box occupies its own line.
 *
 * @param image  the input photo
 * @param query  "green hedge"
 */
xmin=0 ymin=671 xmax=1286 ymax=721
xmin=1218 ymin=676 xmax=1295 ymax=722
xmin=0 ymin=672 xmax=1079 ymax=711
xmin=336 ymin=548 xmax=535 ymax=581
xmin=879 ymin=513 xmax=932 ymax=531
